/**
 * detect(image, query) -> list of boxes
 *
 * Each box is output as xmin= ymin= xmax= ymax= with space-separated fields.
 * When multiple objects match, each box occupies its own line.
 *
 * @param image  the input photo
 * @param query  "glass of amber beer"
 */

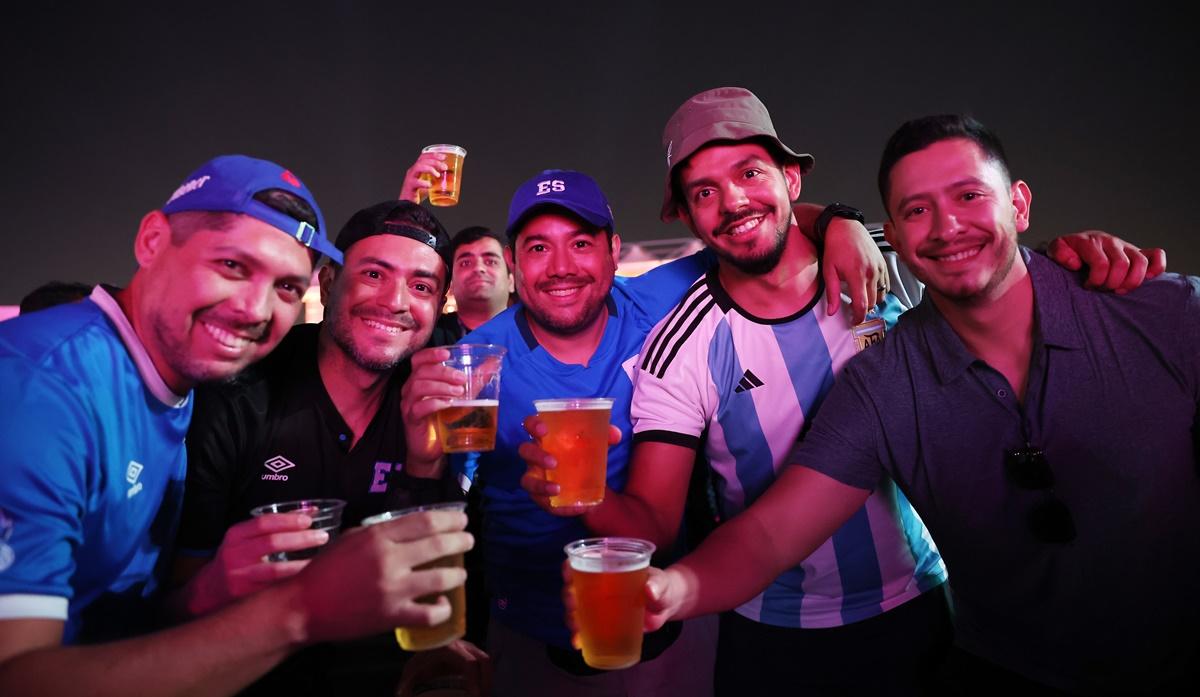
xmin=565 ymin=537 xmax=656 ymax=670
xmin=533 ymin=398 xmax=613 ymax=508
xmin=435 ymin=344 xmax=505 ymax=453
xmin=361 ymin=502 xmax=468 ymax=651
xmin=418 ymin=144 xmax=467 ymax=206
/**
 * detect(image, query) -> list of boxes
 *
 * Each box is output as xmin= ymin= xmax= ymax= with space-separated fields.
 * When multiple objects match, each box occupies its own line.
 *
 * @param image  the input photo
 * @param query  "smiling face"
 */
xmin=675 ymin=141 xmax=802 ymax=275
xmin=450 ymin=236 xmax=511 ymax=306
xmin=883 ymin=137 xmax=1032 ymax=305
xmin=320 ymin=234 xmax=446 ymax=371
xmin=137 ymin=212 xmax=314 ymax=392
xmin=509 ymin=210 xmax=619 ymax=337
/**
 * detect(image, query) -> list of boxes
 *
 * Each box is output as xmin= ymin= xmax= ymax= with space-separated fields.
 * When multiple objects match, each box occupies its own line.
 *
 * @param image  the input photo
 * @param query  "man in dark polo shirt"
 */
xmin=173 ymin=200 xmax=475 ymax=696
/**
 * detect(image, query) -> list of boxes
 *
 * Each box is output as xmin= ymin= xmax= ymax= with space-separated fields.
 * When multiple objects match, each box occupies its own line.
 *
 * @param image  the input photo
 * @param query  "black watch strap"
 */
xmin=815 ymin=203 xmax=866 ymax=243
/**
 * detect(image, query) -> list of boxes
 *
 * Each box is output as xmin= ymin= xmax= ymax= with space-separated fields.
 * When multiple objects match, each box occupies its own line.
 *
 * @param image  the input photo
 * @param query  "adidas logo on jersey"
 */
xmin=734 ymin=369 xmax=764 ymax=393
xmin=262 ymin=455 xmax=296 ymax=481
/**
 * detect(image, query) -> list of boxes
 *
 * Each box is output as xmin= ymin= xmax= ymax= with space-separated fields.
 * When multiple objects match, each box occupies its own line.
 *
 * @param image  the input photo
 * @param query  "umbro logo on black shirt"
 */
xmin=262 ymin=455 xmax=295 ymax=481
xmin=734 ymin=369 xmax=765 ymax=393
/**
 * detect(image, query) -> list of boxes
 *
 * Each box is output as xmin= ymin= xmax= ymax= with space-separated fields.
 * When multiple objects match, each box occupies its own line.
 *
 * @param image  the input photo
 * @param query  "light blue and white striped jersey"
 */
xmin=631 ymin=266 xmax=945 ymax=628
xmin=0 ymin=287 xmax=191 ymax=643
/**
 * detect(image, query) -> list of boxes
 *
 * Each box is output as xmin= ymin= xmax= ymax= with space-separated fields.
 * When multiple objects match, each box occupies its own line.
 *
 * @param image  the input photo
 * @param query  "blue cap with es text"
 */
xmin=161 ymin=154 xmax=342 ymax=265
xmin=505 ymin=169 xmax=615 ymax=240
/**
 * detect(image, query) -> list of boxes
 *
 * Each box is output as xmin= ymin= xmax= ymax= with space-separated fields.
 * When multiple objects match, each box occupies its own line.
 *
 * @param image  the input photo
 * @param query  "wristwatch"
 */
xmin=815 ymin=203 xmax=866 ymax=242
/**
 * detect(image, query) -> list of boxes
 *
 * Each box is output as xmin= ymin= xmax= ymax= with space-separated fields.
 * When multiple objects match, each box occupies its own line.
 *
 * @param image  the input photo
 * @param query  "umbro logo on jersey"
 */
xmin=126 ymin=461 xmax=144 ymax=498
xmin=734 ymin=369 xmax=765 ymax=393
xmin=262 ymin=455 xmax=295 ymax=481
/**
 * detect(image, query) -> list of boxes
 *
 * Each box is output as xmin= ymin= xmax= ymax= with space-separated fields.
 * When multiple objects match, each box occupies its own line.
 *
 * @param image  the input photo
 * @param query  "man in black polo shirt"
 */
xmin=173 ymin=201 xmax=476 ymax=696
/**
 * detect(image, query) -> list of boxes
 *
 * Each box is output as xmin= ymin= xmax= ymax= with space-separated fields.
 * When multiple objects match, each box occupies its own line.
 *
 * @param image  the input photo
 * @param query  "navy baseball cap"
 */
xmin=505 ymin=169 xmax=615 ymax=240
xmin=161 ymin=154 xmax=342 ymax=265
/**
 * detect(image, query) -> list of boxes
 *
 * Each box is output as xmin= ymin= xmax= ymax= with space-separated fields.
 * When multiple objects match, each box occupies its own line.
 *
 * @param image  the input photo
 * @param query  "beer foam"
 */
xmin=534 ymin=398 xmax=614 ymax=412
xmin=447 ymin=399 xmax=499 ymax=407
xmin=568 ymin=549 xmax=651 ymax=573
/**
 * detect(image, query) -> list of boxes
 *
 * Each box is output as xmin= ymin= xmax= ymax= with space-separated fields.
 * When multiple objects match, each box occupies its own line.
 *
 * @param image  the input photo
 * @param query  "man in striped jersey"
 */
xmin=639 ymin=114 xmax=1189 ymax=695
xmin=523 ymin=89 xmax=1162 ymax=695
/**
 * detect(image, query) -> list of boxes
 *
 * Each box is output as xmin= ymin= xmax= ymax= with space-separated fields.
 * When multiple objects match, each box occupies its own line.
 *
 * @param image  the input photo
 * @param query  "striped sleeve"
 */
xmin=630 ymin=280 xmax=716 ymax=450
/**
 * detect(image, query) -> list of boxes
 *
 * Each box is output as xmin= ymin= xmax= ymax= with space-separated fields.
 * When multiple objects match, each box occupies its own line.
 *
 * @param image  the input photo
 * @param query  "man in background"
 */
xmin=431 ymin=226 xmax=514 ymax=345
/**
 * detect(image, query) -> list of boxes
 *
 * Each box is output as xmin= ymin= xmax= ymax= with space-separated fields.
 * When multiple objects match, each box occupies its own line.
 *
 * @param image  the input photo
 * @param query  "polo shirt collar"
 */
xmin=920 ymin=246 xmax=1085 ymax=385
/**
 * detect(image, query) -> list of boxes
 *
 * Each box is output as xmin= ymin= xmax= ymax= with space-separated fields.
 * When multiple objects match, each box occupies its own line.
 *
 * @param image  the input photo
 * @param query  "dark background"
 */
xmin=2 ymin=1 xmax=1196 ymax=304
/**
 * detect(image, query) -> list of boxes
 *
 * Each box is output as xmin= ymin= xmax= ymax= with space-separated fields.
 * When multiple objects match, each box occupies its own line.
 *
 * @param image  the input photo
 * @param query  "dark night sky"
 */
xmin=2 ymin=1 xmax=1196 ymax=304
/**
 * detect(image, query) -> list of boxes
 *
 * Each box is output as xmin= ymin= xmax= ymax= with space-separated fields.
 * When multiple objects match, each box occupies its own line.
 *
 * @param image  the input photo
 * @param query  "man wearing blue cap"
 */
xmin=400 ymin=165 xmax=901 ymax=696
xmin=0 ymin=156 xmax=473 ymax=696
xmin=172 ymin=199 xmax=486 ymax=696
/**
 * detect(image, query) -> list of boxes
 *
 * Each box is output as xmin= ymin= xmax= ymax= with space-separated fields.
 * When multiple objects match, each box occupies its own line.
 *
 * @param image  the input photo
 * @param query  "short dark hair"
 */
xmin=166 ymin=187 xmax=320 ymax=244
xmin=669 ymin=136 xmax=793 ymax=219
xmin=877 ymin=114 xmax=1012 ymax=216
xmin=451 ymin=226 xmax=508 ymax=259
xmin=20 ymin=281 xmax=92 ymax=314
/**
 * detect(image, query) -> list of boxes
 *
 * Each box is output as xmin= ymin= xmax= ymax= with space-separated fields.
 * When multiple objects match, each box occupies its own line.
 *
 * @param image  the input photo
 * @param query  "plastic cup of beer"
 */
xmin=533 ymin=398 xmax=613 ymax=508
xmin=418 ymin=144 xmax=467 ymax=206
xmin=361 ymin=502 xmax=468 ymax=651
xmin=435 ymin=344 xmax=505 ymax=453
xmin=564 ymin=537 xmax=656 ymax=670
xmin=249 ymin=498 xmax=346 ymax=561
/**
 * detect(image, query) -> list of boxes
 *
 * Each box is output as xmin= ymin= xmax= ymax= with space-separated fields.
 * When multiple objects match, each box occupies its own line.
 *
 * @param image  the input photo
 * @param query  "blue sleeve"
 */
xmin=0 ymin=359 xmax=91 ymax=601
xmin=622 ymin=250 xmax=715 ymax=320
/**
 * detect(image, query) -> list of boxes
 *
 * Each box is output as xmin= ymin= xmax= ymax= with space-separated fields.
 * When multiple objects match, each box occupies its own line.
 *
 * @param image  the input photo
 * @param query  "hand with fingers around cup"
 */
xmin=398 ymin=150 xmax=451 ymax=204
xmin=291 ymin=506 xmax=475 ymax=644
xmin=401 ymin=346 xmax=469 ymax=477
xmin=519 ymin=413 xmax=623 ymax=517
xmin=172 ymin=511 xmax=333 ymax=618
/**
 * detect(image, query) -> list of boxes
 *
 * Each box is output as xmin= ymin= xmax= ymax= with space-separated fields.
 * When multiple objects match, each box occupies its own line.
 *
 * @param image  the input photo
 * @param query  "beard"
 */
xmin=524 ymin=294 xmax=608 ymax=336
xmin=151 ymin=307 xmax=267 ymax=388
xmin=711 ymin=208 xmax=790 ymax=276
xmin=325 ymin=297 xmax=425 ymax=372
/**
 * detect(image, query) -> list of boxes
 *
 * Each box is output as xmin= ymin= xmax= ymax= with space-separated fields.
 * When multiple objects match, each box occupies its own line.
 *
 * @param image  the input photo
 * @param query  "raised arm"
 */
xmin=795 ymin=202 xmax=888 ymax=323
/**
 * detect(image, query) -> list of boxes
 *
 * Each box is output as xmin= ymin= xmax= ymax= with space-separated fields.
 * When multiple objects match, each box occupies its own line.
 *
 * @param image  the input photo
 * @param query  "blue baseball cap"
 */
xmin=505 ymin=169 xmax=615 ymax=241
xmin=161 ymin=154 xmax=342 ymax=265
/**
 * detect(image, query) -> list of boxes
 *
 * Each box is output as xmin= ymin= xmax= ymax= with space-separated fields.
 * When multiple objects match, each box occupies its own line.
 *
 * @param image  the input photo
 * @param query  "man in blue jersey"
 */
xmin=400 ymin=165 xmax=895 ymax=696
xmin=641 ymin=114 xmax=1193 ymax=695
xmin=0 ymin=155 xmax=473 ymax=697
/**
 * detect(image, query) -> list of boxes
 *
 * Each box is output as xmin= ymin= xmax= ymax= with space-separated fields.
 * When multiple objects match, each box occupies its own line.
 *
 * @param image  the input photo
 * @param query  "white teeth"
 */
xmin=363 ymin=319 xmax=402 ymax=335
xmin=730 ymin=217 xmax=762 ymax=235
xmin=937 ymin=247 xmax=981 ymax=262
xmin=547 ymin=288 xmax=580 ymax=297
xmin=203 ymin=322 xmax=251 ymax=350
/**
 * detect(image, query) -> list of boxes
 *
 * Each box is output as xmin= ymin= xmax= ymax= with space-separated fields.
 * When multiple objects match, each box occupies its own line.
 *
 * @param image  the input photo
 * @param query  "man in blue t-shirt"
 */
xmin=0 ymin=155 xmax=473 ymax=697
xmin=401 ymin=166 xmax=898 ymax=696
xmin=642 ymin=114 xmax=1192 ymax=695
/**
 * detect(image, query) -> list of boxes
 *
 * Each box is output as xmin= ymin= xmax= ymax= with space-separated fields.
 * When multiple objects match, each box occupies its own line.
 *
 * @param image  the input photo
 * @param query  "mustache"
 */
xmin=353 ymin=308 xmax=418 ymax=330
xmin=197 ymin=310 xmax=269 ymax=342
xmin=535 ymin=273 xmax=594 ymax=291
xmin=718 ymin=205 xmax=774 ymax=236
